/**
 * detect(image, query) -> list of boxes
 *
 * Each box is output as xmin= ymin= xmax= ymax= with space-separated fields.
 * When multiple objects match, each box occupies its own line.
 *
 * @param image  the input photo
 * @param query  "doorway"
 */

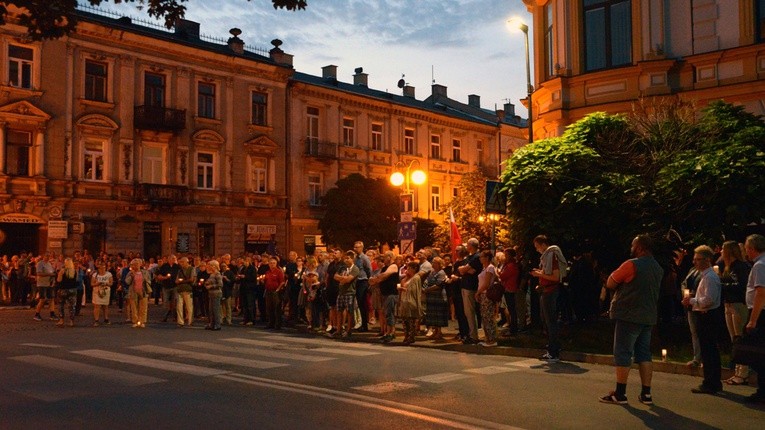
xmin=0 ymin=223 xmax=40 ymax=256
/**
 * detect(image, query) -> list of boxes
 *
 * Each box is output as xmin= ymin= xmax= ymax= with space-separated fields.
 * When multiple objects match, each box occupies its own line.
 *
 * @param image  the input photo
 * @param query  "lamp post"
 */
xmin=508 ymin=17 xmax=533 ymax=144
xmin=478 ymin=213 xmax=500 ymax=254
xmin=390 ymin=160 xmax=426 ymax=254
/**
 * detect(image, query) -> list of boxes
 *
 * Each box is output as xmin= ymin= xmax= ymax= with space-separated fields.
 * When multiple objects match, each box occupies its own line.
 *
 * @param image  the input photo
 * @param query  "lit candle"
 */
xmin=661 ymin=349 xmax=667 ymax=362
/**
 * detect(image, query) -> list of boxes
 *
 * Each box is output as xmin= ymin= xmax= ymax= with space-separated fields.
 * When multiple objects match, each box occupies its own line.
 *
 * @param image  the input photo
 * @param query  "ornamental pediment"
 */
xmin=192 ymin=129 xmax=225 ymax=148
xmin=243 ymin=135 xmax=278 ymax=155
xmin=76 ymin=113 xmax=118 ymax=134
xmin=0 ymin=100 xmax=51 ymax=124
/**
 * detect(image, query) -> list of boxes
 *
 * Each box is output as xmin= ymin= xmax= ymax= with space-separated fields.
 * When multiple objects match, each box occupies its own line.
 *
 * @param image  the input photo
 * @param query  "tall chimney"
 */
xmin=503 ymin=102 xmax=515 ymax=117
xmin=468 ymin=94 xmax=480 ymax=107
xmin=175 ymin=19 xmax=200 ymax=40
xmin=403 ymin=85 xmax=415 ymax=98
xmin=227 ymin=28 xmax=244 ymax=54
xmin=322 ymin=65 xmax=338 ymax=80
xmin=353 ymin=67 xmax=368 ymax=87
xmin=431 ymin=84 xmax=447 ymax=98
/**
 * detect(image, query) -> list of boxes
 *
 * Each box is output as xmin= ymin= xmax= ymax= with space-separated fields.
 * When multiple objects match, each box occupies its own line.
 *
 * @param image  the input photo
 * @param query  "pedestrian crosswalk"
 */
xmin=5 ymin=332 xmax=547 ymax=403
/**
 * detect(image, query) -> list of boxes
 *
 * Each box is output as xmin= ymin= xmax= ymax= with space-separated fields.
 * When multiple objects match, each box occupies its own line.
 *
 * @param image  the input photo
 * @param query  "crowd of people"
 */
xmin=1 ymin=232 xmax=763 ymax=405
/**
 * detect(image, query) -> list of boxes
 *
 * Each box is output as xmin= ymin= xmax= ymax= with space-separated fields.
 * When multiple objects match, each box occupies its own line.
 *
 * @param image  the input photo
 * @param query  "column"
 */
xmin=35 ymin=129 xmax=45 ymax=176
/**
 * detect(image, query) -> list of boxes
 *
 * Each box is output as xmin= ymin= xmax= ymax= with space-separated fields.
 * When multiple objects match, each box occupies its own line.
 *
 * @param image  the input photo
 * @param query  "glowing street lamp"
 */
xmin=389 ymin=160 xmax=426 ymax=194
xmin=390 ymin=160 xmax=426 ymax=254
xmin=507 ymin=16 xmax=533 ymax=144
xmin=479 ymin=213 xmax=501 ymax=254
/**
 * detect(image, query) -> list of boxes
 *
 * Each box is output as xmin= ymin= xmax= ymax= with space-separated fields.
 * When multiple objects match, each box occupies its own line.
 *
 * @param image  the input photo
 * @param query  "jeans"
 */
xmin=58 ymin=289 xmax=77 ymax=320
xmin=355 ymin=279 xmax=369 ymax=329
xmin=540 ymin=289 xmax=560 ymax=356
xmin=687 ymin=310 xmax=702 ymax=362
xmin=696 ymin=307 xmax=723 ymax=390
xmin=461 ymin=288 xmax=478 ymax=340
xmin=208 ymin=289 xmax=222 ymax=329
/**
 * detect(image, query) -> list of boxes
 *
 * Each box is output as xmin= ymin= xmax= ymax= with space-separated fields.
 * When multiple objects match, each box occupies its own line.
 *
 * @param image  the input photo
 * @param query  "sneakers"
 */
xmin=479 ymin=342 xmax=497 ymax=347
xmin=638 ymin=393 xmax=653 ymax=405
xmin=540 ymin=352 xmax=560 ymax=362
xmin=325 ymin=325 xmax=333 ymax=333
xmin=33 ymin=314 xmax=42 ymax=321
xmin=599 ymin=391 xmax=627 ymax=405
xmin=686 ymin=359 xmax=701 ymax=368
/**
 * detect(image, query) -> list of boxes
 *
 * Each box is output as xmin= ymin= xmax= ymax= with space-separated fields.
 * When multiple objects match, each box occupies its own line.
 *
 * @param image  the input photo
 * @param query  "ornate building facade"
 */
xmin=0 ymin=6 xmax=525 ymax=258
xmin=523 ymin=0 xmax=765 ymax=138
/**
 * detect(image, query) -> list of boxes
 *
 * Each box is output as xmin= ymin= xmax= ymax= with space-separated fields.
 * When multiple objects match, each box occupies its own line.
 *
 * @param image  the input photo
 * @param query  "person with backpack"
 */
xmin=530 ymin=235 xmax=567 ymax=362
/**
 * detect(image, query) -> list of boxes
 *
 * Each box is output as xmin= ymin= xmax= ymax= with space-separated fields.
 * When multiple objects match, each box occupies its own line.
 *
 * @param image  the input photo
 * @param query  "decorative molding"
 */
xmin=179 ymin=149 xmax=188 ymax=184
xmin=122 ymin=143 xmax=132 ymax=181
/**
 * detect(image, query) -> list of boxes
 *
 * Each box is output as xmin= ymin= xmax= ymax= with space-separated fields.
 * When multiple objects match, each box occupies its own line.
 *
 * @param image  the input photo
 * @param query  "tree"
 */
xmin=499 ymin=99 xmax=765 ymax=266
xmin=432 ymin=170 xmax=511 ymax=253
xmin=317 ymin=173 xmax=399 ymax=250
xmin=1 ymin=1 xmax=307 ymax=41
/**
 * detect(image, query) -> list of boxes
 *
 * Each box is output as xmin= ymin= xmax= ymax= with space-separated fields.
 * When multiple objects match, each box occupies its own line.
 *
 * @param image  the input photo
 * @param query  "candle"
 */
xmin=661 ymin=349 xmax=667 ymax=362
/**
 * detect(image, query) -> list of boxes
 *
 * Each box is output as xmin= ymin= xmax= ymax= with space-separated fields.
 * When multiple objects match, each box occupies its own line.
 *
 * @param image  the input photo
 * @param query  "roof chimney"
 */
xmin=353 ymin=67 xmax=368 ymax=87
xmin=322 ymin=65 xmax=337 ymax=80
xmin=403 ymin=85 xmax=415 ymax=98
xmin=503 ymin=102 xmax=515 ymax=118
xmin=175 ymin=19 xmax=200 ymax=40
xmin=431 ymin=83 xmax=447 ymax=98
xmin=468 ymin=94 xmax=480 ymax=108
xmin=227 ymin=28 xmax=244 ymax=54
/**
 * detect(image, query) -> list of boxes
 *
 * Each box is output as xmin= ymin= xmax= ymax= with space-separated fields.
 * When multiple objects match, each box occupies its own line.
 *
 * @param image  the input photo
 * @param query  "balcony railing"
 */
xmin=134 ymin=105 xmax=186 ymax=131
xmin=304 ymin=139 xmax=337 ymax=159
xmin=135 ymin=183 xmax=190 ymax=205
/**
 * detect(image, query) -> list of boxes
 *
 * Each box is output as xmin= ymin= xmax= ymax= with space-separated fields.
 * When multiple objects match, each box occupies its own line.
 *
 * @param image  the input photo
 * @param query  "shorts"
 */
xmin=336 ymin=294 xmax=355 ymax=312
xmin=613 ymin=319 xmax=653 ymax=367
xmin=162 ymin=287 xmax=178 ymax=304
xmin=384 ymin=294 xmax=397 ymax=326
xmin=37 ymin=287 xmax=54 ymax=300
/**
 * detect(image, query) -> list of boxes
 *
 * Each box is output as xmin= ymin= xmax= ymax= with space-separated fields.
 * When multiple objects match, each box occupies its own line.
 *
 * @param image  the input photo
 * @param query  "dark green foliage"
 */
xmin=317 ymin=173 xmax=399 ymax=250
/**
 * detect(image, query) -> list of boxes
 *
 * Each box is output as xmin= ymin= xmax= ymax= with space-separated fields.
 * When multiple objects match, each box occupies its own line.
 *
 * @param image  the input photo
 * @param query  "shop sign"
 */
xmin=0 ymin=213 xmax=44 ymax=224
xmin=48 ymin=221 xmax=69 ymax=239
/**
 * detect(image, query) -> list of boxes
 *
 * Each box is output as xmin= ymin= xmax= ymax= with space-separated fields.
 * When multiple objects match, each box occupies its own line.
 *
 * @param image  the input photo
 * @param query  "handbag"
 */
xmin=486 ymin=278 xmax=504 ymax=302
xmin=731 ymin=328 xmax=765 ymax=367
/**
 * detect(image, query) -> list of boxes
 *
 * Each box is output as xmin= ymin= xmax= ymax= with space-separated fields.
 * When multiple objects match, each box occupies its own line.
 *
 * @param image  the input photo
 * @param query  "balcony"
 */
xmin=135 ymin=183 xmax=190 ymax=206
xmin=304 ymin=139 xmax=337 ymax=159
xmin=134 ymin=105 xmax=186 ymax=131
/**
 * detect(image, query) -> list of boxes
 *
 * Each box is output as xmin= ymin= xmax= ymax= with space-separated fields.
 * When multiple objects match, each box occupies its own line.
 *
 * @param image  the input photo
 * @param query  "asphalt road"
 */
xmin=0 ymin=306 xmax=762 ymax=430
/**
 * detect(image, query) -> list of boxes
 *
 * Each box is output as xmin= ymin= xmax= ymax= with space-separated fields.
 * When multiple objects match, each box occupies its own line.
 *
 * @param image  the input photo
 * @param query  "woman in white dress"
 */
xmin=91 ymin=262 xmax=112 ymax=326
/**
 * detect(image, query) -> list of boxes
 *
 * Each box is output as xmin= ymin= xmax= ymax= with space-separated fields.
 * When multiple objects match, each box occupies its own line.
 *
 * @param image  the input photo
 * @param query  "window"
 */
xmin=544 ymin=4 xmax=555 ymax=78
xmin=83 ymin=139 xmax=105 ymax=181
xmin=144 ymin=72 xmax=165 ymax=107
xmin=8 ymin=44 xmax=33 ymax=89
xmin=451 ymin=139 xmax=461 ymax=162
xmin=758 ymin=0 xmax=765 ymax=41
xmin=371 ymin=123 xmax=383 ymax=151
xmin=85 ymin=60 xmax=107 ymax=102
xmin=196 ymin=152 xmax=214 ymax=189
xmin=306 ymin=107 xmax=319 ymax=145
xmin=141 ymin=144 xmax=165 ymax=184
xmin=431 ymin=185 xmax=441 ymax=211
xmin=4 ymin=130 xmax=31 ymax=176
xmin=251 ymin=91 xmax=267 ymax=126
xmin=584 ymin=0 xmax=632 ymax=71
xmin=404 ymin=128 xmax=415 ymax=155
xmin=198 ymin=82 xmax=216 ymax=118
xmin=477 ymin=140 xmax=484 ymax=163
xmin=342 ymin=118 xmax=355 ymax=147
xmin=250 ymin=156 xmax=268 ymax=193
xmin=453 ymin=187 xmax=459 ymax=199
xmin=197 ymin=223 xmax=215 ymax=257
xmin=430 ymin=134 xmax=441 ymax=159
xmin=308 ymin=173 xmax=322 ymax=206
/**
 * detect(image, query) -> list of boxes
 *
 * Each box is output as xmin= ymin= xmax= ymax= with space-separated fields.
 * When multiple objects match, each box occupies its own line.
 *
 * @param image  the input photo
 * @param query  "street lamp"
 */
xmin=478 ymin=213 xmax=500 ymax=254
xmin=508 ymin=17 xmax=533 ymax=144
xmin=390 ymin=160 xmax=426 ymax=254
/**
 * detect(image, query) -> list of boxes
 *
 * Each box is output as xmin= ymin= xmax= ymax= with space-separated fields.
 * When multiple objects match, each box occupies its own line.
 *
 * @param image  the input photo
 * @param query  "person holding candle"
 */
xmin=175 ymin=257 xmax=196 ymax=327
xmin=125 ymin=258 xmax=152 ymax=328
xmin=599 ymin=234 xmax=663 ymax=405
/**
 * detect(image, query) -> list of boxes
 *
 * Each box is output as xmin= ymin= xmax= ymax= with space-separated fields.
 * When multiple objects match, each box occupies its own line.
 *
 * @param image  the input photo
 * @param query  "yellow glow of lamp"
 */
xmin=390 ymin=171 xmax=405 ymax=187
xmin=411 ymin=169 xmax=426 ymax=186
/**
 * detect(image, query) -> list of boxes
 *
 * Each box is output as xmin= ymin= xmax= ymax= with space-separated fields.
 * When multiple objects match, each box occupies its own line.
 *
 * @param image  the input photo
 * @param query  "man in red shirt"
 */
xmin=263 ymin=257 xmax=286 ymax=329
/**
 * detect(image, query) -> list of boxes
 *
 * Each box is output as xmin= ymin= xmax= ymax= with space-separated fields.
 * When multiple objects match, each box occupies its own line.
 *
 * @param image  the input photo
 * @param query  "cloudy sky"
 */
xmin=93 ymin=0 xmax=533 ymax=117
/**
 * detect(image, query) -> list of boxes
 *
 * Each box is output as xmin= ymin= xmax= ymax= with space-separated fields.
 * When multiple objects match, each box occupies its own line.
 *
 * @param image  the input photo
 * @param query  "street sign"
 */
xmin=485 ymin=180 xmax=507 ymax=214
xmin=400 ymin=239 xmax=414 ymax=255
xmin=399 ymin=193 xmax=414 ymax=213
xmin=400 ymin=212 xmax=413 ymax=222
xmin=398 ymin=221 xmax=417 ymax=241
xmin=48 ymin=220 xmax=68 ymax=239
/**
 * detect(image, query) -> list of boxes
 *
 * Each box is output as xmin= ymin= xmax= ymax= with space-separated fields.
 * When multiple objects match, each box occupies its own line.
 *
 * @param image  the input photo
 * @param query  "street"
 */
xmin=0 ymin=307 xmax=762 ymax=430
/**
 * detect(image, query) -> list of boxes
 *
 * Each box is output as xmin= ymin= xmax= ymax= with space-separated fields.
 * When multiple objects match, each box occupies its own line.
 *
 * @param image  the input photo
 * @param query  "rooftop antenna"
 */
xmin=431 ymin=65 xmax=435 ymax=84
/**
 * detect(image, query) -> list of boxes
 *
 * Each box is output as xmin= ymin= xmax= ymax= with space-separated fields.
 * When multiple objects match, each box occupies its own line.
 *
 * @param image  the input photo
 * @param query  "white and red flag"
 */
xmin=449 ymin=207 xmax=462 ymax=261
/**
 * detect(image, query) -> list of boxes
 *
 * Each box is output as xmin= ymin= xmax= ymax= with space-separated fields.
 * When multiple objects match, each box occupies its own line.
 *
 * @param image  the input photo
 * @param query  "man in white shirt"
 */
xmin=34 ymin=255 xmax=58 ymax=322
xmin=743 ymin=234 xmax=765 ymax=404
xmin=682 ymin=245 xmax=722 ymax=394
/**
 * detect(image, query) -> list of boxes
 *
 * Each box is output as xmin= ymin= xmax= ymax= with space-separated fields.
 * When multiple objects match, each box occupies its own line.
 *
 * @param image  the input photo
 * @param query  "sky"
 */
xmin=90 ymin=0 xmax=534 ymax=118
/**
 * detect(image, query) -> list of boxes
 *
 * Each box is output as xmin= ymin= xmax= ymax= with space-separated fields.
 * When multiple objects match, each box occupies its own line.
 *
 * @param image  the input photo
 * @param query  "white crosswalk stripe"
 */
xmin=224 ymin=337 xmax=379 ymax=356
xmin=463 ymin=366 xmax=521 ymax=375
xmin=352 ymin=381 xmax=419 ymax=393
xmin=129 ymin=344 xmax=289 ymax=369
xmin=72 ymin=349 xmax=228 ymax=376
xmin=180 ymin=340 xmax=335 ymax=362
xmin=10 ymin=355 xmax=165 ymax=386
xmin=258 ymin=333 xmax=409 ymax=352
xmin=504 ymin=359 xmax=545 ymax=369
xmin=410 ymin=372 xmax=473 ymax=384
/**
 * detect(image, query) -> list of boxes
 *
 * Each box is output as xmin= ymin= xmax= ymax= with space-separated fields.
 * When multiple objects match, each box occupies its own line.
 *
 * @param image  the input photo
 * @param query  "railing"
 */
xmin=304 ymin=139 xmax=337 ymax=159
xmin=134 ymin=105 xmax=186 ymax=131
xmin=135 ymin=183 xmax=190 ymax=205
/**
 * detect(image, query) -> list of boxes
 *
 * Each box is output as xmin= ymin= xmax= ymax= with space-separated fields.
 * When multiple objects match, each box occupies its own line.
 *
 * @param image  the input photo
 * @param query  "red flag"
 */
xmin=449 ymin=208 xmax=462 ymax=261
